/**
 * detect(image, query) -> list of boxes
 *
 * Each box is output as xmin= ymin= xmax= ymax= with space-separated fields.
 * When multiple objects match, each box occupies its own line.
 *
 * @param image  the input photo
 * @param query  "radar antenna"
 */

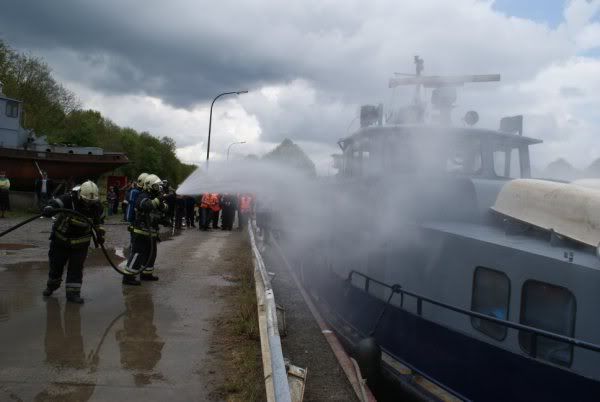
xmin=389 ymin=57 xmax=500 ymax=124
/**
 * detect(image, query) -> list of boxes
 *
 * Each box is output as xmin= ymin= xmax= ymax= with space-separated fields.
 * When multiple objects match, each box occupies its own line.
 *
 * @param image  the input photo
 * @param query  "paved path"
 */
xmin=264 ymin=245 xmax=359 ymax=402
xmin=0 ymin=228 xmax=234 ymax=401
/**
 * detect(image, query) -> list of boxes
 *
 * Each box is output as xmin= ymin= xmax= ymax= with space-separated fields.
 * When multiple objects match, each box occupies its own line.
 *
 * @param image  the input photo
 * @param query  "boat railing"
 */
xmin=347 ymin=270 xmax=600 ymax=357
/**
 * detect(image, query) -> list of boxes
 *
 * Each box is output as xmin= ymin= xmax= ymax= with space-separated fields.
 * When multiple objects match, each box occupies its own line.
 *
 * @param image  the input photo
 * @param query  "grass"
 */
xmin=211 ymin=236 xmax=264 ymax=402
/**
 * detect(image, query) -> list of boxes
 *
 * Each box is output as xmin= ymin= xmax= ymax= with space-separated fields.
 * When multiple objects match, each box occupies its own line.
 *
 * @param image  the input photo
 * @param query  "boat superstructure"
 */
xmin=282 ymin=58 xmax=600 ymax=401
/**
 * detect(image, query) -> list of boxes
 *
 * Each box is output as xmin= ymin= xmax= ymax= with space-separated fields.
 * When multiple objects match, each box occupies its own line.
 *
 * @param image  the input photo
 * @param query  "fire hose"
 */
xmin=0 ymin=208 xmax=148 ymax=277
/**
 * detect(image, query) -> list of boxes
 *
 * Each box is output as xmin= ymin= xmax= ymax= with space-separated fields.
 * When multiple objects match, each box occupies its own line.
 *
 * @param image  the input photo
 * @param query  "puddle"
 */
xmin=0 ymin=243 xmax=35 ymax=250
xmin=0 ymin=247 xmax=126 ymax=272
xmin=0 ymin=261 xmax=47 ymax=271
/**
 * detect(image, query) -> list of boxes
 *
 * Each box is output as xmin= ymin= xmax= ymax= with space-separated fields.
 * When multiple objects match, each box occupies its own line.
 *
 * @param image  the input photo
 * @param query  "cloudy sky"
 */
xmin=1 ymin=0 xmax=599 ymax=174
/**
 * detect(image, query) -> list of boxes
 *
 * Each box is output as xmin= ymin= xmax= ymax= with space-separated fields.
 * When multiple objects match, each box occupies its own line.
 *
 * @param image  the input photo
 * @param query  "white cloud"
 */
xmin=8 ymin=0 xmax=600 ymax=176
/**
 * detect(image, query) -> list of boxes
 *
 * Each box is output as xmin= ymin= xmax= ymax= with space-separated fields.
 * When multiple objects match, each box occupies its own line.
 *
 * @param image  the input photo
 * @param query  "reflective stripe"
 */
xmin=126 ymin=253 xmax=139 ymax=274
xmin=69 ymin=218 xmax=89 ymax=227
xmin=65 ymin=283 xmax=82 ymax=289
xmin=131 ymin=228 xmax=158 ymax=237
xmin=54 ymin=232 xmax=92 ymax=244
xmin=55 ymin=198 xmax=64 ymax=209
xmin=143 ymin=267 xmax=154 ymax=274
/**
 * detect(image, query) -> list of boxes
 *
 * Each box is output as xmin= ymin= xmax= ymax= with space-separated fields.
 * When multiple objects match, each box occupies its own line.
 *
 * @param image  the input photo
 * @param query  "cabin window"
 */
xmin=493 ymin=147 xmax=521 ymax=178
xmin=471 ymin=267 xmax=510 ymax=340
xmin=519 ymin=280 xmax=576 ymax=367
xmin=442 ymin=138 xmax=482 ymax=175
xmin=5 ymin=101 xmax=18 ymax=118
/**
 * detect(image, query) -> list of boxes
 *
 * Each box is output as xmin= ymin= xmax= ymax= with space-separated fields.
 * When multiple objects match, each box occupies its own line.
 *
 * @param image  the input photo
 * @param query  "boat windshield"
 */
xmin=344 ymin=132 xmax=484 ymax=177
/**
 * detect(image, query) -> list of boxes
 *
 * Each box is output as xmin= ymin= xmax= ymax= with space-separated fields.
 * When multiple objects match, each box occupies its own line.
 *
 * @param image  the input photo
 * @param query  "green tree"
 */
xmin=0 ymin=39 xmax=196 ymax=185
xmin=0 ymin=40 xmax=78 ymax=135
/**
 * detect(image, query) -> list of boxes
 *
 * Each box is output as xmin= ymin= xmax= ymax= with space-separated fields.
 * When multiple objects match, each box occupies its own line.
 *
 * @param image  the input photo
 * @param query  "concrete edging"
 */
xmin=248 ymin=221 xmax=293 ymax=402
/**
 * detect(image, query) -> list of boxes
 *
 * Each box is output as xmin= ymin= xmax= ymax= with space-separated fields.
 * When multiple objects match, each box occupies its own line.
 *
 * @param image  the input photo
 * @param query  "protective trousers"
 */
xmin=47 ymin=241 xmax=89 ymax=296
xmin=126 ymin=233 xmax=156 ymax=275
xmin=143 ymin=238 xmax=158 ymax=275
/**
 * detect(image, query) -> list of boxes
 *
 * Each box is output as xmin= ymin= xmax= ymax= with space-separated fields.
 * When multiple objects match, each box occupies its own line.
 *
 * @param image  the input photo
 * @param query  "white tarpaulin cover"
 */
xmin=492 ymin=179 xmax=600 ymax=247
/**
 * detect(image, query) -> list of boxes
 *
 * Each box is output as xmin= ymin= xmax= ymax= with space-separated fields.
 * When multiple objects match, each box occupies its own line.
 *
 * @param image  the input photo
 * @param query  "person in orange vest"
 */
xmin=209 ymin=192 xmax=221 ymax=229
xmin=238 ymin=193 xmax=253 ymax=230
xmin=199 ymin=193 xmax=210 ymax=231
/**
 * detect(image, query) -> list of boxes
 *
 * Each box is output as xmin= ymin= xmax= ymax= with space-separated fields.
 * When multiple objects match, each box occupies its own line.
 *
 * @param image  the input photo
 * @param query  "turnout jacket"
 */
xmin=132 ymin=192 xmax=167 ymax=235
xmin=49 ymin=194 xmax=104 ymax=248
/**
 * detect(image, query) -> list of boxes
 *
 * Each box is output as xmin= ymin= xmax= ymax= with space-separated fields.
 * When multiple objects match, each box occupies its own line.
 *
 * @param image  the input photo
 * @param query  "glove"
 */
xmin=42 ymin=206 xmax=55 ymax=218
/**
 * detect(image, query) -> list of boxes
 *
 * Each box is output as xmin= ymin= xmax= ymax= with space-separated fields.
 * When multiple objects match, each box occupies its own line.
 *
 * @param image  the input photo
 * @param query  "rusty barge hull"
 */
xmin=0 ymin=148 xmax=129 ymax=191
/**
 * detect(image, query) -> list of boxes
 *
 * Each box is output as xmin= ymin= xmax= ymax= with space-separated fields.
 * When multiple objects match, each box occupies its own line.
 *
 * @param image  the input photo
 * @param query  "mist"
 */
xmin=175 ymin=127 xmax=480 ymax=292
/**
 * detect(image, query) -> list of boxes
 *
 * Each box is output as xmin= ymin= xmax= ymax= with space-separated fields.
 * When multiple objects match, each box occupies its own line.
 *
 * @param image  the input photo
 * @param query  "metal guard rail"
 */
xmin=248 ymin=222 xmax=292 ymax=402
xmin=347 ymin=270 xmax=600 ymax=356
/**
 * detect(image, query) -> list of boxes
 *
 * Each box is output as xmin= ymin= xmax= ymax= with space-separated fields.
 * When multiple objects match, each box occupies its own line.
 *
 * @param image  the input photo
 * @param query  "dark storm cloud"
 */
xmin=0 ymin=0 xmax=569 ymax=112
xmin=0 ymin=1 xmax=298 ymax=107
xmin=0 ymin=0 xmax=589 ymax=153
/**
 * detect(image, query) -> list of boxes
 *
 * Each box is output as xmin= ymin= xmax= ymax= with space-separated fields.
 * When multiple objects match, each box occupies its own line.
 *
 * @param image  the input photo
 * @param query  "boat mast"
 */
xmin=389 ymin=57 xmax=500 ymax=124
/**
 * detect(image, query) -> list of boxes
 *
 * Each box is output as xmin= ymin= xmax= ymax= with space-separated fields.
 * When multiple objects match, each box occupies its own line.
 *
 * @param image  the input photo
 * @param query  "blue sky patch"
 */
xmin=492 ymin=0 xmax=566 ymax=28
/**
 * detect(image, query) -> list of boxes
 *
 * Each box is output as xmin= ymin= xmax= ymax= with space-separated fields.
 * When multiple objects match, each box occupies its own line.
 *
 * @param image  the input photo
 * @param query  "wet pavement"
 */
xmin=0 ymin=224 xmax=236 ymax=401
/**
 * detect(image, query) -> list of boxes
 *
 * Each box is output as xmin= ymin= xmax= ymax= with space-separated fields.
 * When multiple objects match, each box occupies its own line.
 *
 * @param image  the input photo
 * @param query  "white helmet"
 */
xmin=79 ymin=180 xmax=99 ymax=203
xmin=144 ymin=174 xmax=162 ymax=193
xmin=137 ymin=173 xmax=149 ymax=188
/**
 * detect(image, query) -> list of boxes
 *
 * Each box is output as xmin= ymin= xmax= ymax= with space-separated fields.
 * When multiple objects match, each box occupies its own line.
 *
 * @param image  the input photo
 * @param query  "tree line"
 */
xmin=0 ymin=40 xmax=196 ymax=185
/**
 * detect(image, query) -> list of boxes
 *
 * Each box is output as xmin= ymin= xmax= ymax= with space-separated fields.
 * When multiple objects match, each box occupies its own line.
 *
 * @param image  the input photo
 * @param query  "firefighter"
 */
xmin=220 ymin=193 xmax=236 ymax=230
xmin=123 ymin=174 xmax=170 ymax=286
xmin=42 ymin=181 xmax=105 ymax=304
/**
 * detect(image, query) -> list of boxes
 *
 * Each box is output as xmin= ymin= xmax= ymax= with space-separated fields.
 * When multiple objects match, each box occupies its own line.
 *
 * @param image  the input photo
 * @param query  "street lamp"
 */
xmin=227 ymin=141 xmax=246 ymax=160
xmin=206 ymin=90 xmax=248 ymax=166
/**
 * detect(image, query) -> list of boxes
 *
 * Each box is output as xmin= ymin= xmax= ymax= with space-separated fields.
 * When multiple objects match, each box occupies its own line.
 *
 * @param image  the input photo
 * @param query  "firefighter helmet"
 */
xmin=144 ymin=174 xmax=162 ymax=194
xmin=79 ymin=180 xmax=99 ymax=203
xmin=137 ymin=173 xmax=149 ymax=188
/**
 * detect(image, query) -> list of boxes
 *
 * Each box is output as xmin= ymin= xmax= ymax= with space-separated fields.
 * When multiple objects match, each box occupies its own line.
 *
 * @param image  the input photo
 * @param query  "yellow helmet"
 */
xmin=79 ymin=180 xmax=99 ymax=203
xmin=137 ymin=173 xmax=148 ymax=188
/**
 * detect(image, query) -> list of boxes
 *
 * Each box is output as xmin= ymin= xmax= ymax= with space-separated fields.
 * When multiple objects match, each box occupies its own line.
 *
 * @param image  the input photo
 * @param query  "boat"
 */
xmin=0 ymin=82 xmax=128 ymax=191
xmin=280 ymin=57 xmax=600 ymax=401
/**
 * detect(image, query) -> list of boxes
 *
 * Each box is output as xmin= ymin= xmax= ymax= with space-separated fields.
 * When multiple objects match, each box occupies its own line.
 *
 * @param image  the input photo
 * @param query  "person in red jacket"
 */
xmin=238 ymin=193 xmax=253 ymax=230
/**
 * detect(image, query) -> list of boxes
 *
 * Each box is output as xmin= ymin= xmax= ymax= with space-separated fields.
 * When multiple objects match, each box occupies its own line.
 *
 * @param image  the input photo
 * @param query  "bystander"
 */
xmin=0 ymin=171 xmax=10 ymax=218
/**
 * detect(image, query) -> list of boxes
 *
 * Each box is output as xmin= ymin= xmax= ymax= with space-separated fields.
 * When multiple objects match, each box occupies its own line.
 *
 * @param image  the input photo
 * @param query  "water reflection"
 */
xmin=116 ymin=287 xmax=165 ymax=386
xmin=34 ymin=298 xmax=96 ymax=401
xmin=0 ymin=263 xmax=43 ymax=321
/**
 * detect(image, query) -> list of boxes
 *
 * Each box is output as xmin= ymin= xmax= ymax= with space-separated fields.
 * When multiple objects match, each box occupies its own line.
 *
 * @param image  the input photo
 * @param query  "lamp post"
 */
xmin=227 ymin=141 xmax=246 ymax=160
xmin=206 ymin=90 xmax=248 ymax=167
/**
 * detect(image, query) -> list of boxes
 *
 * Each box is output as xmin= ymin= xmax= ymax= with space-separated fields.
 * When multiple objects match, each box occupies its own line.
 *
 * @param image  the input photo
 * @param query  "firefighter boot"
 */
xmin=66 ymin=291 xmax=84 ymax=304
xmin=140 ymin=273 xmax=159 ymax=281
xmin=122 ymin=275 xmax=141 ymax=286
xmin=43 ymin=278 xmax=61 ymax=297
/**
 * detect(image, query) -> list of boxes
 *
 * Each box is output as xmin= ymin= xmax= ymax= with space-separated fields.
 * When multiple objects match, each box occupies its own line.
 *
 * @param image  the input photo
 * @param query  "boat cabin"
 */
xmin=0 ymin=82 xmax=27 ymax=149
xmin=336 ymin=125 xmax=542 ymax=180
